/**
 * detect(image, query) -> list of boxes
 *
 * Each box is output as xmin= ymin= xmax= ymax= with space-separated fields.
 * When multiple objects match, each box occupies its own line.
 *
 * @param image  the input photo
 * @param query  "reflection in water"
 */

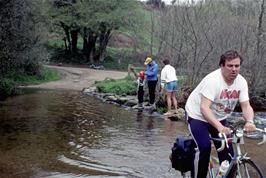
xmin=0 ymin=89 xmax=265 ymax=178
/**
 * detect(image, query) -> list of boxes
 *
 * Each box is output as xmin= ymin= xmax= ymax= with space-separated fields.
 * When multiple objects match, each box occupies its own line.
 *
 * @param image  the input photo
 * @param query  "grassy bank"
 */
xmin=95 ymin=75 xmax=186 ymax=95
xmin=94 ymin=75 xmax=188 ymax=113
xmin=13 ymin=67 xmax=61 ymax=85
xmin=95 ymin=76 xmax=137 ymax=95
xmin=0 ymin=66 xmax=60 ymax=99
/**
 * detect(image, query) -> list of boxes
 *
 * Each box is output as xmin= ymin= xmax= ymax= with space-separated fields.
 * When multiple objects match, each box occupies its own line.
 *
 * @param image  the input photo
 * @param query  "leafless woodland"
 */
xmin=147 ymin=0 xmax=265 ymax=96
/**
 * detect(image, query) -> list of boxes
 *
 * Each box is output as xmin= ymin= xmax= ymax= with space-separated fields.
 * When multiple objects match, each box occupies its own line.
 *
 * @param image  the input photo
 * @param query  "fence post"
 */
xmin=128 ymin=64 xmax=132 ymax=77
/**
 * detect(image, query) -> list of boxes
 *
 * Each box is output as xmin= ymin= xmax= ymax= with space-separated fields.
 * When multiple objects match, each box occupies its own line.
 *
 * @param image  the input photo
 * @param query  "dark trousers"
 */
xmin=147 ymin=80 xmax=157 ymax=104
xmin=138 ymin=86 xmax=144 ymax=104
xmin=187 ymin=117 xmax=234 ymax=178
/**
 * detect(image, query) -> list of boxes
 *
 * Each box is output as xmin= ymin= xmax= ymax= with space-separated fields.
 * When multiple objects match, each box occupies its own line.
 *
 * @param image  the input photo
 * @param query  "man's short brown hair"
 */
xmin=219 ymin=50 xmax=243 ymax=66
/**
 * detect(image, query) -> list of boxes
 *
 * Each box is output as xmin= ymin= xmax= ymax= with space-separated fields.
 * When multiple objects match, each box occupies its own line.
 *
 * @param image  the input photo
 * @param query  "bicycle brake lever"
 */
xmin=217 ymin=133 xmax=229 ymax=152
xmin=223 ymin=133 xmax=229 ymax=149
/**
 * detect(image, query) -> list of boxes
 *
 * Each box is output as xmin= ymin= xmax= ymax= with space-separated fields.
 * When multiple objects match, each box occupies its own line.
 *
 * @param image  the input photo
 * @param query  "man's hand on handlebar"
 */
xmin=244 ymin=121 xmax=256 ymax=132
xmin=218 ymin=126 xmax=231 ymax=135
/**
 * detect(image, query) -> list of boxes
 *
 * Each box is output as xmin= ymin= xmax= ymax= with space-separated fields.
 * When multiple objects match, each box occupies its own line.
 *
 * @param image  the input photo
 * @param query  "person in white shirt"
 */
xmin=185 ymin=50 xmax=256 ymax=178
xmin=160 ymin=59 xmax=178 ymax=116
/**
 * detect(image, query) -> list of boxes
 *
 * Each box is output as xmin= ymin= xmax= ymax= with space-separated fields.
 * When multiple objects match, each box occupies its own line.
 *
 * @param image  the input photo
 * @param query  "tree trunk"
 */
xmin=82 ymin=28 xmax=97 ymax=63
xmin=70 ymin=29 xmax=79 ymax=53
xmin=82 ymin=27 xmax=88 ymax=56
xmin=60 ymin=22 xmax=71 ymax=52
xmin=98 ymin=28 xmax=111 ymax=62
xmin=88 ymin=35 xmax=97 ymax=63
xmin=94 ymin=23 xmax=112 ymax=62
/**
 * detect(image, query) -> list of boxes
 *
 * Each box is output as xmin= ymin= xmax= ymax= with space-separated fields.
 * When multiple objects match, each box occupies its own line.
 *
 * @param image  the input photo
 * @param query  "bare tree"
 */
xmin=151 ymin=0 xmax=265 ymax=96
xmin=248 ymin=0 xmax=265 ymax=95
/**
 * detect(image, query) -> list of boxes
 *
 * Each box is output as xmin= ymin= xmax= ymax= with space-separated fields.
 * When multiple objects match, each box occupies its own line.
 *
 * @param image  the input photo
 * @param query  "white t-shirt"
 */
xmin=160 ymin=64 xmax=178 ymax=87
xmin=185 ymin=69 xmax=249 ymax=122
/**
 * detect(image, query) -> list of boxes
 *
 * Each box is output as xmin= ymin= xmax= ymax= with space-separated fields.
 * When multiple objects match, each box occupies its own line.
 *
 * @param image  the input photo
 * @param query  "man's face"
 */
xmin=221 ymin=57 xmax=241 ymax=84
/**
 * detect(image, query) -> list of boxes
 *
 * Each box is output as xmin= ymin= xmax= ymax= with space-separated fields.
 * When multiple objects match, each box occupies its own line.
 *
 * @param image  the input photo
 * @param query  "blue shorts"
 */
xmin=165 ymin=80 xmax=178 ymax=92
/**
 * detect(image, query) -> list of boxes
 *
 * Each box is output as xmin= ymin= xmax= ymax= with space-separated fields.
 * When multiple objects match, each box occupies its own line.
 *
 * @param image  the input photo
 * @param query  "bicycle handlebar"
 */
xmin=256 ymin=128 xmax=266 ymax=145
xmin=215 ymin=128 xmax=266 ymax=152
xmin=217 ymin=133 xmax=229 ymax=152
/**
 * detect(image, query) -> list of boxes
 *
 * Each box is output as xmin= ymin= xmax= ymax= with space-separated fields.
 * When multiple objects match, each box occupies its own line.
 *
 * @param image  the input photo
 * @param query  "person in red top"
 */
xmin=137 ymin=71 xmax=145 ymax=108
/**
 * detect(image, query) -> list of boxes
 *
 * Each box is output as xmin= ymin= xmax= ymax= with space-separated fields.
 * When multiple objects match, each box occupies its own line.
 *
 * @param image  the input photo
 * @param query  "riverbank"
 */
xmin=22 ymin=64 xmax=266 ymax=112
xmin=22 ymin=65 xmax=128 ymax=91
xmin=21 ymin=65 xmax=185 ymax=119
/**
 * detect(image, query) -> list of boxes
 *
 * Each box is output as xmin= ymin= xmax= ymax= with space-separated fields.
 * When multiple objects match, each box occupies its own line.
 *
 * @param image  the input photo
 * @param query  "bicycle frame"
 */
xmin=224 ymin=129 xmax=245 ymax=177
xmin=209 ymin=128 xmax=266 ymax=178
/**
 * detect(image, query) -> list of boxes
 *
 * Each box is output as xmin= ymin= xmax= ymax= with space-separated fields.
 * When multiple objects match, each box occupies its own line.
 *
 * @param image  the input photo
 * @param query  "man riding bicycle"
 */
xmin=185 ymin=50 xmax=256 ymax=178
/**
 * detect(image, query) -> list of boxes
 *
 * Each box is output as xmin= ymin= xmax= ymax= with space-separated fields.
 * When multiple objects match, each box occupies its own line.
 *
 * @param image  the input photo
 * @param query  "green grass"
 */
xmin=95 ymin=76 xmax=137 ymax=95
xmin=13 ymin=67 xmax=61 ymax=85
xmin=106 ymin=46 xmax=133 ymax=57
xmin=156 ymin=106 xmax=167 ymax=113
xmin=48 ymin=37 xmax=83 ymax=50
xmin=0 ymin=66 xmax=61 ymax=97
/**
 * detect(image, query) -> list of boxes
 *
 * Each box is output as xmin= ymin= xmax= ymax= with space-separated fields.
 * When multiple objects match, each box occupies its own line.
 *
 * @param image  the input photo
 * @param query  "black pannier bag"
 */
xmin=169 ymin=136 xmax=196 ymax=173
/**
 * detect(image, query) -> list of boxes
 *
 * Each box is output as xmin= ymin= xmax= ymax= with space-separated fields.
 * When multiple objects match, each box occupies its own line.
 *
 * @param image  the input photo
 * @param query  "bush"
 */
xmin=95 ymin=77 xmax=137 ymax=95
xmin=0 ymin=78 xmax=16 ymax=97
xmin=11 ymin=67 xmax=60 ymax=85
xmin=0 ymin=67 xmax=61 ymax=99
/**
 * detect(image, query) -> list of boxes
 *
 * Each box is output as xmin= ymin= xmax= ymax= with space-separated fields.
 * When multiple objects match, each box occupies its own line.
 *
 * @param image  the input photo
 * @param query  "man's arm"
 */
xmin=240 ymin=101 xmax=256 ymax=131
xmin=145 ymin=66 xmax=152 ymax=77
xmin=200 ymin=95 xmax=231 ymax=134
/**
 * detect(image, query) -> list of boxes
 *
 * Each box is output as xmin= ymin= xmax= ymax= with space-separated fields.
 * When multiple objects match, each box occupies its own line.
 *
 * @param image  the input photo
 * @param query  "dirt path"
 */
xmin=24 ymin=65 xmax=128 ymax=91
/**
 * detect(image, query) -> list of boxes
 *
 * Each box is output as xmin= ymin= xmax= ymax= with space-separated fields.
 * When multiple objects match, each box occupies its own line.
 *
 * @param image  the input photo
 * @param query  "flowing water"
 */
xmin=0 ymin=89 xmax=265 ymax=178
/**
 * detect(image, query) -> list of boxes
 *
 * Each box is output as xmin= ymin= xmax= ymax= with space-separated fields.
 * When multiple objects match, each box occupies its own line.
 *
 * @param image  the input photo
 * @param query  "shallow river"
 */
xmin=0 ymin=89 xmax=265 ymax=178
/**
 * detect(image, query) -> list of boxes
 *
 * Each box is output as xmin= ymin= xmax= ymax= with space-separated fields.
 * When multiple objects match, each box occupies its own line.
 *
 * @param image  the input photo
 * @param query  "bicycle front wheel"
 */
xmin=228 ymin=159 xmax=263 ymax=178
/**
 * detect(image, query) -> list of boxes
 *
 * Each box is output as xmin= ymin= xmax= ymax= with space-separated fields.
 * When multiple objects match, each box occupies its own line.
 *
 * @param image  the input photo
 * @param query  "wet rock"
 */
xmin=124 ymin=99 xmax=138 ymax=107
xmin=165 ymin=108 xmax=186 ymax=121
xmin=83 ymin=86 xmax=188 ymax=119
xmin=175 ymin=108 xmax=186 ymax=120
xmin=82 ymin=87 xmax=96 ymax=93
xmin=83 ymin=86 xmax=266 ymax=126
xmin=116 ymin=96 xmax=136 ymax=105
xmin=177 ymin=87 xmax=193 ymax=108
xmin=116 ymin=97 xmax=128 ymax=105
xmin=105 ymin=95 xmax=117 ymax=102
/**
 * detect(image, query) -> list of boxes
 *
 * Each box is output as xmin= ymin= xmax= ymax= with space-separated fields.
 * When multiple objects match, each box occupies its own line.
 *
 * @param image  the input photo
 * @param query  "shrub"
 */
xmin=12 ymin=67 xmax=60 ymax=85
xmin=95 ymin=77 xmax=137 ymax=95
xmin=0 ymin=67 xmax=60 ymax=99
xmin=0 ymin=78 xmax=16 ymax=96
